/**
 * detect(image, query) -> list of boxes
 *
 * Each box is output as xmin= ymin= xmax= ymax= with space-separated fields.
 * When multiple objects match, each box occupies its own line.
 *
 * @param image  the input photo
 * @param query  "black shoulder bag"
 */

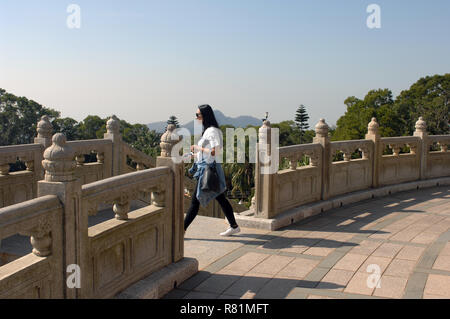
xmin=200 ymin=162 xmax=221 ymax=193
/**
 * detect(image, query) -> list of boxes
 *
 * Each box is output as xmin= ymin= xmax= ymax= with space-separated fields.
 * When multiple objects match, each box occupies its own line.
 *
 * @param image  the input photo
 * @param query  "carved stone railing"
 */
xmin=253 ymin=116 xmax=450 ymax=221
xmin=1 ymin=128 xmax=186 ymax=298
xmin=274 ymin=143 xmax=322 ymax=213
xmin=69 ymin=139 xmax=113 ymax=184
xmin=379 ymin=136 xmax=421 ymax=185
xmin=329 ymin=139 xmax=373 ymax=197
xmin=0 ymin=195 xmax=63 ymax=298
xmin=0 ymin=144 xmax=44 ymax=207
xmin=121 ymin=142 xmax=156 ymax=173
xmin=426 ymin=135 xmax=450 ymax=179
xmin=80 ymin=167 xmax=172 ymax=298
xmin=428 ymin=135 xmax=450 ymax=152
xmin=0 ymin=115 xmax=158 ymax=209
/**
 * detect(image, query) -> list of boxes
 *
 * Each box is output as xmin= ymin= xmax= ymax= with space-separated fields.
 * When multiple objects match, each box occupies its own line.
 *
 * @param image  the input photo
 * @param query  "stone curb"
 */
xmin=234 ymin=177 xmax=450 ymax=231
xmin=115 ymin=257 xmax=199 ymax=299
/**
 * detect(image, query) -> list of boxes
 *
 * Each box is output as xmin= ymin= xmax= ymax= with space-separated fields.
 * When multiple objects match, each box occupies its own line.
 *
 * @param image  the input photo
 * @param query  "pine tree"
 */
xmin=166 ymin=115 xmax=180 ymax=128
xmin=294 ymin=104 xmax=310 ymax=144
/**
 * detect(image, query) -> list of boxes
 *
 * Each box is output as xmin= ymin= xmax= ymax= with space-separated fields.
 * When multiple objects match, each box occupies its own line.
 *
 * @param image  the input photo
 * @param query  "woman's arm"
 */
xmin=191 ymin=145 xmax=216 ymax=156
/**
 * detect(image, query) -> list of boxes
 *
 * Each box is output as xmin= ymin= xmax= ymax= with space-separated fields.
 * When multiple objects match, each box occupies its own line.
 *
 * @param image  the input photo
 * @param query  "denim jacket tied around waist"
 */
xmin=189 ymin=159 xmax=227 ymax=207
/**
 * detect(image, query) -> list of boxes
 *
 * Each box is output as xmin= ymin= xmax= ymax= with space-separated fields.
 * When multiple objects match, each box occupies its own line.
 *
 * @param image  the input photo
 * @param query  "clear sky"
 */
xmin=1 ymin=0 xmax=449 ymax=127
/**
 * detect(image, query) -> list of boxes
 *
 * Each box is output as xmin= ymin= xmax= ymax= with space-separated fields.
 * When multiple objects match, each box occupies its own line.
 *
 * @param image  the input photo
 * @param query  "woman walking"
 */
xmin=184 ymin=104 xmax=240 ymax=236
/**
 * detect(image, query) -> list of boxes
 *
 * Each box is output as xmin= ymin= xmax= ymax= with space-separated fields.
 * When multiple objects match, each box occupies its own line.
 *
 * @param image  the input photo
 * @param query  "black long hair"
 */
xmin=198 ymin=104 xmax=219 ymax=136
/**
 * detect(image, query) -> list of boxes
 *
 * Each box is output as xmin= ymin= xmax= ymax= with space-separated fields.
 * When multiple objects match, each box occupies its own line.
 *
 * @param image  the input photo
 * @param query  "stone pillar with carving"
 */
xmin=365 ymin=117 xmax=381 ymax=188
xmin=34 ymin=115 xmax=53 ymax=149
xmin=37 ymin=133 xmax=84 ymax=299
xmin=156 ymin=124 xmax=184 ymax=262
xmin=254 ymin=120 xmax=277 ymax=219
xmin=34 ymin=115 xmax=53 ymax=180
xmin=414 ymin=117 xmax=428 ymax=180
xmin=313 ymin=119 xmax=331 ymax=200
xmin=103 ymin=115 xmax=123 ymax=176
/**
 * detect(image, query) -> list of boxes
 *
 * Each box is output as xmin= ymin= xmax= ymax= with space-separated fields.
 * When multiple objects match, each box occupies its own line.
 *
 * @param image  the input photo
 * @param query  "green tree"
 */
xmin=394 ymin=74 xmax=449 ymax=135
xmin=53 ymin=117 xmax=80 ymax=140
xmin=333 ymin=74 xmax=449 ymax=140
xmin=220 ymin=124 xmax=255 ymax=204
xmin=294 ymin=104 xmax=310 ymax=144
xmin=333 ymin=89 xmax=397 ymax=140
xmin=123 ymin=123 xmax=161 ymax=158
xmin=0 ymin=88 xmax=59 ymax=146
xmin=76 ymin=115 xmax=106 ymax=140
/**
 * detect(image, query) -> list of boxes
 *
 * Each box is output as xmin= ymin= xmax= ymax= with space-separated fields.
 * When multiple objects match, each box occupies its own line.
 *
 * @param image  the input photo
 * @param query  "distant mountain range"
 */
xmin=147 ymin=110 xmax=263 ymax=134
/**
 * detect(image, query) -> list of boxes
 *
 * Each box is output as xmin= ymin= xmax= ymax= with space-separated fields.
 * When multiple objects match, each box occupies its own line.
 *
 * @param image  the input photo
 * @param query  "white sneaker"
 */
xmin=220 ymin=226 xmax=240 ymax=237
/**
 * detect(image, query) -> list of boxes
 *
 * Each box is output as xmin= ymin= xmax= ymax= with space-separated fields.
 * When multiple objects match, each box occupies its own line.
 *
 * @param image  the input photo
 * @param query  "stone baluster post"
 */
xmin=34 ymin=115 xmax=53 ymax=180
xmin=37 ymin=133 xmax=84 ymax=299
xmin=413 ymin=117 xmax=428 ymax=180
xmin=156 ymin=124 xmax=184 ymax=262
xmin=34 ymin=115 xmax=53 ymax=149
xmin=313 ymin=119 xmax=331 ymax=200
xmin=255 ymin=120 xmax=277 ymax=219
xmin=103 ymin=115 xmax=123 ymax=176
xmin=365 ymin=117 xmax=381 ymax=188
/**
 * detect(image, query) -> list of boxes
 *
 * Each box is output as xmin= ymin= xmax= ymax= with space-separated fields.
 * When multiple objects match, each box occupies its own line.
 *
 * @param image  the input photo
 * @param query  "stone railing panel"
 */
xmin=79 ymin=167 xmax=173 ymax=298
xmin=0 ymin=144 xmax=44 ymax=208
xmin=121 ymin=142 xmax=156 ymax=173
xmin=380 ymin=136 xmax=421 ymax=186
xmin=426 ymin=135 xmax=450 ymax=178
xmin=275 ymin=143 xmax=322 ymax=212
xmin=328 ymin=140 xmax=373 ymax=197
xmin=68 ymin=139 xmax=113 ymax=184
xmin=0 ymin=195 xmax=63 ymax=298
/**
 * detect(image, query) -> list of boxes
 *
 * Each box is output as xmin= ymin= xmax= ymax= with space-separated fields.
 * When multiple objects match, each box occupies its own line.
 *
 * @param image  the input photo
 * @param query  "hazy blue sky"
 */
xmin=1 ymin=0 xmax=449 ymax=127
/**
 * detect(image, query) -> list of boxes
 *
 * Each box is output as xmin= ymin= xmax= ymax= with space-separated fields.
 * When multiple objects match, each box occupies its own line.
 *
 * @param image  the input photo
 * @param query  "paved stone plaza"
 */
xmin=164 ymin=186 xmax=450 ymax=299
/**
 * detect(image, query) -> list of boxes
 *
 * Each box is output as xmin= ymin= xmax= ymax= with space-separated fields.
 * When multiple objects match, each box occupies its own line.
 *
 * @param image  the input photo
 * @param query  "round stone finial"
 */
xmin=37 ymin=115 xmax=53 ymax=138
xmin=42 ymin=133 xmax=76 ymax=182
xmin=167 ymin=124 xmax=175 ymax=132
xmin=106 ymin=115 xmax=120 ymax=134
xmin=315 ymin=118 xmax=329 ymax=138
xmin=368 ymin=117 xmax=379 ymax=134
xmin=160 ymin=124 xmax=182 ymax=157
xmin=258 ymin=120 xmax=272 ymax=146
xmin=52 ymin=133 xmax=66 ymax=146
xmin=262 ymin=120 xmax=271 ymax=128
xmin=415 ymin=116 xmax=427 ymax=133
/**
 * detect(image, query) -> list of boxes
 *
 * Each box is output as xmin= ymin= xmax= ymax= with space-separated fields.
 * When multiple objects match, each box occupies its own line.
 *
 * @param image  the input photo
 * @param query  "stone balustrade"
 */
xmin=0 ymin=116 xmax=158 ymax=209
xmin=0 ymin=195 xmax=63 ymax=298
xmin=252 ymin=116 xmax=450 ymax=224
xmin=68 ymin=139 xmax=113 ymax=184
xmin=0 ymin=144 xmax=44 ymax=207
xmin=428 ymin=135 xmax=450 ymax=152
xmin=328 ymin=139 xmax=374 ymax=198
xmin=121 ymin=142 xmax=156 ymax=172
xmin=274 ymin=143 xmax=323 ymax=213
xmin=378 ymin=136 xmax=421 ymax=185
xmin=0 ymin=120 xmax=186 ymax=299
xmin=1 ymin=111 xmax=449 ymax=297
xmin=79 ymin=167 xmax=174 ymax=298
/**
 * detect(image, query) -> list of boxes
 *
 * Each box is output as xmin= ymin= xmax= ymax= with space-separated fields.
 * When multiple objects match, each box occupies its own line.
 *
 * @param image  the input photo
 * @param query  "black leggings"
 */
xmin=184 ymin=182 xmax=238 ymax=231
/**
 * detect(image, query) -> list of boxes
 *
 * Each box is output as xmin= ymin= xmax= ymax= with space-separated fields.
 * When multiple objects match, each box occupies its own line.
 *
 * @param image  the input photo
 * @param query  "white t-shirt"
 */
xmin=196 ymin=127 xmax=222 ymax=163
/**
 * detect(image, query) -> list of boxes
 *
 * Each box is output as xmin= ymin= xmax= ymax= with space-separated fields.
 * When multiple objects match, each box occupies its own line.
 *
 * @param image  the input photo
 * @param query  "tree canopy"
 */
xmin=0 ymin=88 xmax=59 ymax=145
xmin=332 ymin=74 xmax=449 ymax=140
xmin=0 ymin=88 xmax=161 ymax=157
